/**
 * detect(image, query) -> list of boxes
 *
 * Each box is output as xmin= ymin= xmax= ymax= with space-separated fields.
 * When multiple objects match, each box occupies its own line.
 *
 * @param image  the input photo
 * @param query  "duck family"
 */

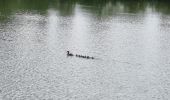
xmin=67 ymin=51 xmax=94 ymax=59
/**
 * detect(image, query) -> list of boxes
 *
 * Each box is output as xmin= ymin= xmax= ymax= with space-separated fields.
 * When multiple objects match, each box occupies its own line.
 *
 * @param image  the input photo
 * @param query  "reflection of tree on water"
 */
xmin=153 ymin=1 xmax=170 ymax=14
xmin=0 ymin=0 xmax=77 ymax=22
xmin=0 ymin=0 xmax=13 ymax=21
xmin=77 ymin=0 xmax=170 ymax=17
xmin=0 ymin=0 xmax=170 ymax=21
xmin=53 ymin=0 xmax=77 ymax=16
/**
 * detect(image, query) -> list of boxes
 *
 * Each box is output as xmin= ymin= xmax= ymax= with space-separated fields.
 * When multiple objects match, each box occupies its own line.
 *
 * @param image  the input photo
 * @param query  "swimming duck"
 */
xmin=67 ymin=51 xmax=74 ymax=56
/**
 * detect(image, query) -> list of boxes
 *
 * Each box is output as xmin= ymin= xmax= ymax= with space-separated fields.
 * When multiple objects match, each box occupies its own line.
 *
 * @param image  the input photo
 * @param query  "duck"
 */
xmin=67 ymin=51 xmax=74 ymax=57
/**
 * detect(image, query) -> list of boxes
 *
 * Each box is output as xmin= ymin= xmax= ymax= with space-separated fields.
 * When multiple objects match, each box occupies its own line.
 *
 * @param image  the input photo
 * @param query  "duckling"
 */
xmin=73 ymin=53 xmax=95 ymax=60
xmin=67 ymin=51 xmax=73 ymax=57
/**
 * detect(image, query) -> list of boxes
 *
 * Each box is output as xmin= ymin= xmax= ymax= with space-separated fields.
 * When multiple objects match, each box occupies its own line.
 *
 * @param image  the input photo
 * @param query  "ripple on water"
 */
xmin=1 ymin=1 xmax=170 ymax=100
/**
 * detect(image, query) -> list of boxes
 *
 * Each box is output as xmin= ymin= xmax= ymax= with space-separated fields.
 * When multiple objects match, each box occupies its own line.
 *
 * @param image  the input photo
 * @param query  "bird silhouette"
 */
xmin=67 ymin=51 xmax=74 ymax=57
xmin=67 ymin=51 xmax=95 ymax=59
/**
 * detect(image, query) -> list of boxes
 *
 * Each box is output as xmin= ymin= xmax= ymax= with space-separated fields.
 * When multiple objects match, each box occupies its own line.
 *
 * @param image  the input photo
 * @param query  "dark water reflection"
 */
xmin=0 ymin=0 xmax=170 ymax=17
xmin=1 ymin=0 xmax=170 ymax=100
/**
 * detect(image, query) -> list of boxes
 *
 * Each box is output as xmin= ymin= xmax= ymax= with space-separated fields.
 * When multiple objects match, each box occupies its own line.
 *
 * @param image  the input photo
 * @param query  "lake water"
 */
xmin=0 ymin=0 xmax=170 ymax=100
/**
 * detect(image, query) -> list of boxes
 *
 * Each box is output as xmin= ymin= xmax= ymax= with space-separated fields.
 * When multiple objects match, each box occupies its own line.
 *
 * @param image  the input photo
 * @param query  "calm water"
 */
xmin=0 ymin=0 xmax=170 ymax=100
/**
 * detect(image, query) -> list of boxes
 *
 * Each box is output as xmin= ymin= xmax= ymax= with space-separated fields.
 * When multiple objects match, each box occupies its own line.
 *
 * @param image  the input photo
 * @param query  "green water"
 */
xmin=0 ymin=0 xmax=170 ymax=18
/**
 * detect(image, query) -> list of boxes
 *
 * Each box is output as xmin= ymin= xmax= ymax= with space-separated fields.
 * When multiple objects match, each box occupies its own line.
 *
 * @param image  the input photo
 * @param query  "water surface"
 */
xmin=0 ymin=0 xmax=170 ymax=100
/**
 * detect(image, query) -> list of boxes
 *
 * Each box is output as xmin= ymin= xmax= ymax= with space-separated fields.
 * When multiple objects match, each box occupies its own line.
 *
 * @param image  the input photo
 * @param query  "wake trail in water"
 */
xmin=66 ymin=50 xmax=142 ymax=66
xmin=95 ymin=57 xmax=142 ymax=66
